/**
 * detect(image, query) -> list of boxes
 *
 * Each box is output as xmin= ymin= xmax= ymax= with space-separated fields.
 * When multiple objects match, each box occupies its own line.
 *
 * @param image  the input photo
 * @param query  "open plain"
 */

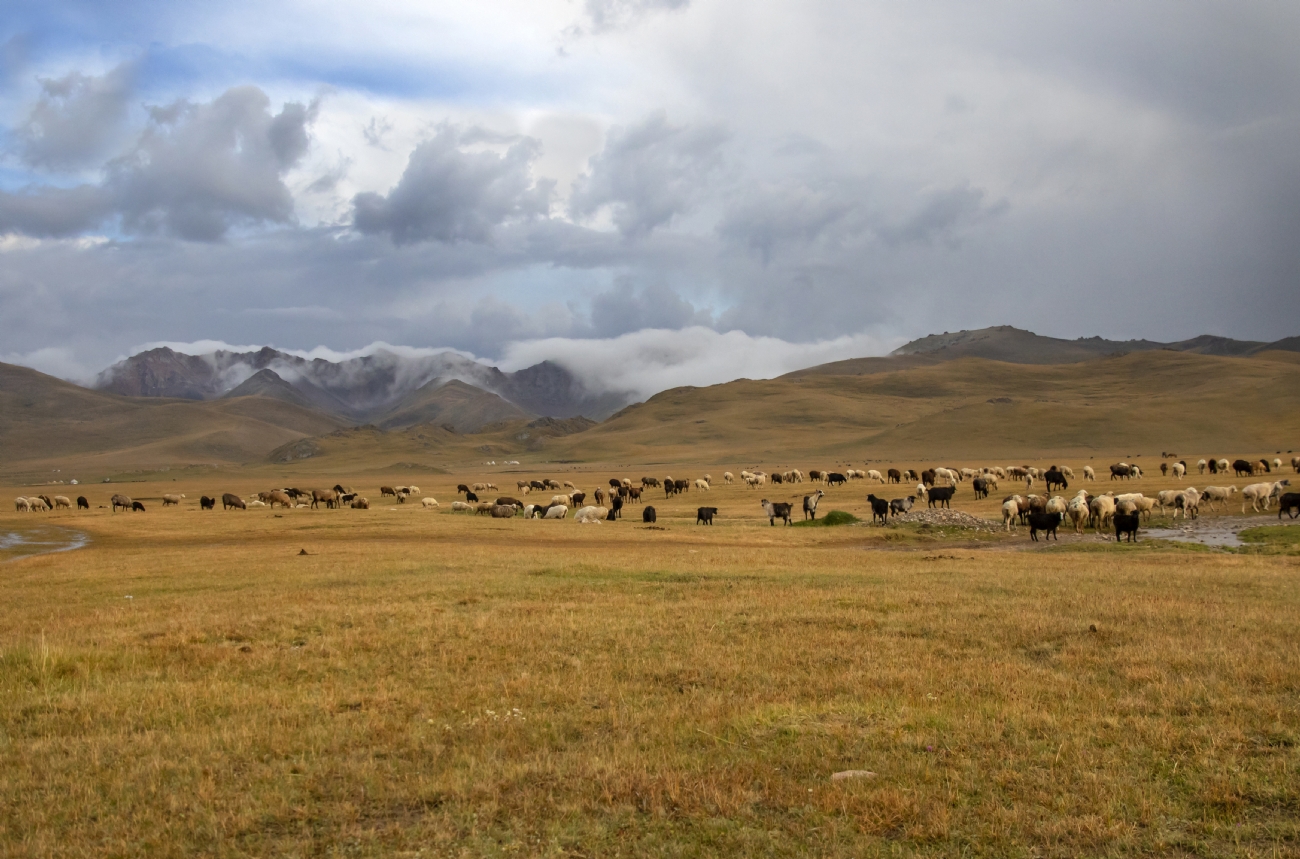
xmin=4 ymin=451 xmax=1300 ymax=857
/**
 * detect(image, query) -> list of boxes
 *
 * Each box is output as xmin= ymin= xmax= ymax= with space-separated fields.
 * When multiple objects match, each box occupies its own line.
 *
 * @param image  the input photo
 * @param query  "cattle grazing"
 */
xmin=77 ymin=496 xmax=90 ymax=510
xmin=927 ymin=486 xmax=955 ymax=509
xmin=696 ymin=506 xmax=717 ymax=525
xmin=643 ymin=505 xmax=657 ymax=524
xmin=1114 ymin=513 xmax=1140 ymax=543
xmin=826 ymin=472 xmax=847 ymax=487
xmin=111 ymin=494 xmax=133 ymax=512
xmin=131 ymin=501 xmax=146 ymax=512
xmin=803 ymin=489 xmax=825 ymax=520
xmin=889 ymin=496 xmax=914 ymax=517
xmin=199 ymin=496 xmax=216 ymax=510
xmin=867 ymin=494 xmax=890 ymax=525
xmin=761 ymin=499 xmax=793 ymax=526
xmin=223 ymin=493 xmax=247 ymax=510
xmin=1278 ymin=493 xmax=1300 ymax=520
xmin=887 ymin=468 xmax=902 ymax=484
xmin=1028 ymin=512 xmax=1062 ymax=542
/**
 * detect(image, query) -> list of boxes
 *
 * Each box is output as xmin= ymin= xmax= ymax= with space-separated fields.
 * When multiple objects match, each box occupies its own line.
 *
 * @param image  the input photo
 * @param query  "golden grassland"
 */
xmin=4 ymin=464 xmax=1300 ymax=857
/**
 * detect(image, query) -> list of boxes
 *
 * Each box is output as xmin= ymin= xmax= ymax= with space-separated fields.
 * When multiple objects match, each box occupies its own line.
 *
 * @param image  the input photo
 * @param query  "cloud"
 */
xmin=582 ymin=0 xmax=691 ymax=33
xmin=1 ymin=85 xmax=319 ymax=241
xmin=589 ymin=281 xmax=712 ymax=336
xmin=570 ymin=112 xmax=728 ymax=236
xmin=0 ymin=346 xmax=98 ymax=383
xmin=17 ymin=62 xmax=137 ymax=170
xmin=499 ymin=326 xmax=899 ymax=400
xmin=352 ymin=126 xmax=554 ymax=244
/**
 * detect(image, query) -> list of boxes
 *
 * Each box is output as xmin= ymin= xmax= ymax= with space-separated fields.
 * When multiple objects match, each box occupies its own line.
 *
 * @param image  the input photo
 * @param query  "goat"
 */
xmin=803 ymin=489 xmax=825 ymax=520
xmin=867 ymin=494 xmax=890 ymax=525
xmin=761 ymin=499 xmax=793 ymax=526
xmin=889 ymin=496 xmax=914 ymax=517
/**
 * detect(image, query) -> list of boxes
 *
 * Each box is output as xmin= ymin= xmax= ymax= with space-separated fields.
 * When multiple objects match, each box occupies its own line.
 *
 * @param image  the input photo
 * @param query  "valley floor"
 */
xmin=3 ymin=470 xmax=1299 ymax=857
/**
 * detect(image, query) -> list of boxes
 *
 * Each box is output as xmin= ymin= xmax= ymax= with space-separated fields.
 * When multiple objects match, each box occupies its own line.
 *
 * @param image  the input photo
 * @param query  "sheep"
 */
xmin=1274 ymin=458 xmax=1284 ymax=471
xmin=490 ymin=504 xmax=516 ymax=518
xmin=111 ymin=493 xmax=133 ymax=513
xmin=474 ymin=502 xmax=496 ymax=515
xmin=521 ymin=504 xmax=536 ymax=518
xmin=643 ymin=505 xmax=657 ymax=523
xmin=803 ymin=489 xmax=825 ymax=520
xmin=421 ymin=497 xmax=440 ymax=508
xmin=1060 ymin=466 xmax=1075 ymax=479
xmin=542 ymin=505 xmax=568 ymax=520
xmin=464 ymin=491 xmax=479 ymax=503
xmin=826 ymin=472 xmax=848 ymax=487
xmin=77 ymin=496 xmax=89 ymax=510
xmin=544 ymin=479 xmax=562 ymax=491
xmin=1293 ymin=456 xmax=1300 ymax=473
xmin=927 ymin=485 xmax=955 ymax=509
xmin=1083 ymin=466 xmax=1096 ymax=481
xmin=15 ymin=497 xmax=31 ymax=512
xmin=199 ymin=496 xmax=216 ymax=510
xmin=867 ymin=494 xmax=890 ymax=525
xmin=1174 ymin=488 xmax=1200 ymax=520
xmin=607 ymin=495 xmax=625 ymax=520
xmin=1089 ymin=495 xmax=1116 ymax=529
xmin=1028 ymin=512 xmax=1063 ymax=541
xmin=1110 ymin=463 xmax=1131 ymax=480
xmin=574 ymin=506 xmax=608 ymax=523
xmin=53 ymin=495 xmax=72 ymax=510
xmin=1114 ymin=513 xmax=1140 ymax=542
xmin=972 ymin=477 xmax=996 ymax=499
xmin=517 ymin=480 xmax=531 ymax=493
xmin=696 ymin=507 xmax=717 ymax=525
xmin=1043 ymin=468 xmax=1068 ymax=492
xmin=246 ymin=499 xmax=267 ymax=508
xmin=1130 ymin=496 xmax=1159 ymax=521
xmin=550 ymin=494 xmax=572 ymax=507
xmin=889 ymin=496 xmax=914 ymax=517
xmin=564 ymin=481 xmax=577 ymax=491
xmin=1156 ymin=489 xmax=1182 ymax=513
xmin=351 ymin=497 xmax=370 ymax=509
xmin=311 ymin=489 xmax=338 ymax=509
xmin=1233 ymin=459 xmax=1255 ymax=477
xmin=380 ymin=486 xmax=398 ymax=497
xmin=867 ymin=469 xmax=884 ymax=483
xmin=266 ymin=490 xmax=292 ymax=509
xmin=1277 ymin=493 xmax=1300 ymax=519
xmin=1045 ymin=495 xmax=1067 ymax=516
xmin=571 ymin=492 xmax=588 ymax=507
xmin=131 ymin=501 xmax=146 ymax=512
xmin=1242 ymin=482 xmax=1283 ymax=513
xmin=1215 ymin=458 xmax=1229 ymax=474
xmin=1067 ymin=495 xmax=1090 ymax=533
xmin=790 ymin=469 xmax=805 ymax=483
xmin=1170 ymin=462 xmax=1186 ymax=478
xmin=887 ymin=468 xmax=902 ymax=484
xmin=761 ymin=499 xmax=793 ymax=526
xmin=723 ymin=472 xmax=735 ymax=484
xmin=451 ymin=501 xmax=473 ymax=512
xmin=1198 ymin=485 xmax=1235 ymax=512
xmin=694 ymin=478 xmax=710 ymax=491
xmin=1197 ymin=459 xmax=1208 ymax=474
xmin=29 ymin=497 xmax=50 ymax=511
xmin=1002 ymin=499 xmax=1019 ymax=532
xmin=914 ymin=484 xmax=929 ymax=505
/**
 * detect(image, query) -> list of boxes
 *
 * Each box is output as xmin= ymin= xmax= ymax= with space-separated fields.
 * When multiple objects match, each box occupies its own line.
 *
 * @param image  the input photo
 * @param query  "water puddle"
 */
xmin=1145 ymin=516 xmax=1299 ymax=548
xmin=0 ymin=527 xmax=90 ymax=562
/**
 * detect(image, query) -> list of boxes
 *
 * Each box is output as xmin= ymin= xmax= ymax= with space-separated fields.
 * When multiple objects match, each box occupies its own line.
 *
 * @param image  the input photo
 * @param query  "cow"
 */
xmin=696 ymin=506 xmax=717 ymax=525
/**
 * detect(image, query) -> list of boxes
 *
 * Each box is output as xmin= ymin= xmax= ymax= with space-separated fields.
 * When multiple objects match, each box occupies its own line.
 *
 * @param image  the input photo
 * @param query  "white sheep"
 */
xmin=1274 ymin=458 xmax=1284 ymax=470
xmin=1090 ymin=495 xmax=1116 ymax=529
xmin=1175 ymin=487 xmax=1201 ymax=519
xmin=1241 ymin=482 xmax=1282 ymax=513
xmin=522 ymin=504 xmax=535 ymax=518
xmin=1170 ymin=462 xmax=1186 ymax=478
xmin=1293 ymin=456 xmax=1300 ymax=473
xmin=247 ymin=499 xmax=266 ymax=508
xmin=694 ymin=478 xmax=710 ymax=491
xmin=1046 ymin=496 xmax=1067 ymax=516
xmin=1060 ymin=466 xmax=1075 ymax=479
xmin=574 ymin=506 xmax=608 ymax=523
xmin=1002 ymin=499 xmax=1019 ymax=531
xmin=421 ymin=497 xmax=439 ymax=508
xmin=1067 ymin=496 xmax=1090 ymax=533
xmin=1130 ymin=496 xmax=1159 ymax=521
xmin=543 ymin=504 xmax=568 ymax=520
xmin=723 ymin=472 xmax=735 ymax=484
xmin=1217 ymin=458 xmax=1230 ymax=473
xmin=1197 ymin=459 xmax=1208 ymax=474
xmin=15 ymin=497 xmax=30 ymax=512
xmin=791 ymin=469 xmax=805 ymax=483
xmin=564 ymin=481 xmax=577 ymax=490
xmin=1199 ymin=485 xmax=1235 ymax=512
xmin=406 ymin=485 xmax=421 ymax=496
xmin=550 ymin=494 xmax=572 ymax=507
xmin=53 ymin=495 xmax=72 ymax=509
xmin=451 ymin=501 xmax=473 ymax=512
xmin=1083 ymin=466 xmax=1096 ymax=481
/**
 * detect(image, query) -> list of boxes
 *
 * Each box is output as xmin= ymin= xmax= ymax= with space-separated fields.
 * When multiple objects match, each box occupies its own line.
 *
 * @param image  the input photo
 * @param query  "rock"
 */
xmin=831 ymin=770 xmax=877 ymax=781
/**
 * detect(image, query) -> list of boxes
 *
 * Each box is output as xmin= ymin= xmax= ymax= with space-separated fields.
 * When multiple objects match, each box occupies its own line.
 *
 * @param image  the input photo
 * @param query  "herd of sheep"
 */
xmin=12 ymin=456 xmax=1300 ymax=540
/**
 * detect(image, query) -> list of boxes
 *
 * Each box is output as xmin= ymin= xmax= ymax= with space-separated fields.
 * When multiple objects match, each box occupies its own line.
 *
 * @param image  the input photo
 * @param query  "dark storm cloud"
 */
xmin=17 ymin=62 xmax=136 ymax=169
xmin=0 ymin=184 xmax=112 ymax=237
xmin=569 ymin=111 xmax=728 ymax=236
xmin=352 ymin=126 xmax=554 ymax=244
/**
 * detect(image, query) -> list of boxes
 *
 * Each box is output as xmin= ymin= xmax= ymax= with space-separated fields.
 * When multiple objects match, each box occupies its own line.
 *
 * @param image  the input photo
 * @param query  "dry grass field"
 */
xmin=4 ymin=460 xmax=1300 ymax=857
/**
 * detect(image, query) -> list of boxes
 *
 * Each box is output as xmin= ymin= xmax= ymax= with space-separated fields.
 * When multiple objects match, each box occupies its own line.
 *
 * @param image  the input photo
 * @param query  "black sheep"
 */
xmin=642 ymin=505 xmax=657 ymax=524
xmin=1114 ymin=513 xmax=1140 ymax=543
xmin=1028 ymin=512 xmax=1062 ymax=541
xmin=867 ymin=494 xmax=890 ymax=525
xmin=696 ymin=506 xmax=717 ymax=525
xmin=76 ymin=496 xmax=90 ymax=510
xmin=927 ymin=486 xmax=955 ymax=508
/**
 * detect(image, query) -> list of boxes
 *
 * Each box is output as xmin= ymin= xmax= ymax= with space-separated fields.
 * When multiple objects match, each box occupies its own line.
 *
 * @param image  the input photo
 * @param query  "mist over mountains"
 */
xmin=86 ymin=326 xmax=1300 ymax=436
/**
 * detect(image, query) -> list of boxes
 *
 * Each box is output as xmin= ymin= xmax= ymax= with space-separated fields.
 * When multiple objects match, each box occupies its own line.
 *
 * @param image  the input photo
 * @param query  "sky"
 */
xmin=1 ymin=0 xmax=1298 ymax=387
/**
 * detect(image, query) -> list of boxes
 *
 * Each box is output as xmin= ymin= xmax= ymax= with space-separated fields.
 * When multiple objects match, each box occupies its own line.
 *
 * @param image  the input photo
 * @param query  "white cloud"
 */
xmin=2 ymin=346 xmax=98 ymax=383
xmin=498 ymin=326 xmax=902 ymax=399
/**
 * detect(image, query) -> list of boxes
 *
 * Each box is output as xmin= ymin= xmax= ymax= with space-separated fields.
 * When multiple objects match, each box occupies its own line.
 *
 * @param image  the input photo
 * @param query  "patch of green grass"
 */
xmin=1236 ymin=524 xmax=1300 ymax=554
xmin=792 ymin=510 xmax=859 ymax=527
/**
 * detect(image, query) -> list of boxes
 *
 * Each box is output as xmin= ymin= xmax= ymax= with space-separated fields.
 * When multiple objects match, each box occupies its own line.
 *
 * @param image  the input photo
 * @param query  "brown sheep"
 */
xmin=111 ymin=493 xmax=133 ymax=512
xmin=351 ymin=497 xmax=370 ymax=509
xmin=222 ymin=493 xmax=247 ymax=510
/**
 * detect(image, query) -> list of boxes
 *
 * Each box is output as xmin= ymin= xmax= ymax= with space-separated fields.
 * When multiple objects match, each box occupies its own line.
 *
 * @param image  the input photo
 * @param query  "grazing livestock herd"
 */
xmin=10 ymin=455 xmax=1299 ymax=544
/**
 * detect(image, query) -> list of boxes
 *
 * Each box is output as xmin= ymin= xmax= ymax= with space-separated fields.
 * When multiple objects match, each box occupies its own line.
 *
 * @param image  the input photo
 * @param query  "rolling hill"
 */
xmin=376 ymin=379 xmax=533 ymax=432
xmin=0 ymin=361 xmax=346 ymax=476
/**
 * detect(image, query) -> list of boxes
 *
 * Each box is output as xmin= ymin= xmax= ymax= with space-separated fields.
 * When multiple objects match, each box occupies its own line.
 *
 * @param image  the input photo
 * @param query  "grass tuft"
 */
xmin=793 ymin=510 xmax=859 ymax=527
